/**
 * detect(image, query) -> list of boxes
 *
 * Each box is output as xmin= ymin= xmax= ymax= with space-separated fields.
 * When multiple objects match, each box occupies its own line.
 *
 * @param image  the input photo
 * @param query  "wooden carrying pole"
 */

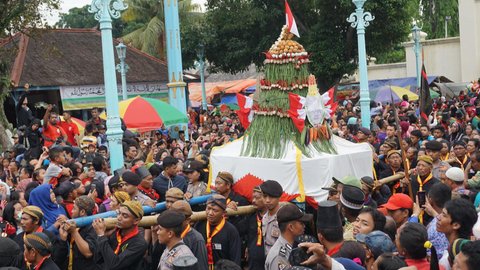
xmin=373 ymin=172 xmax=405 ymax=190
xmin=390 ymin=90 xmax=414 ymax=199
xmin=105 ymin=205 xmax=257 ymax=229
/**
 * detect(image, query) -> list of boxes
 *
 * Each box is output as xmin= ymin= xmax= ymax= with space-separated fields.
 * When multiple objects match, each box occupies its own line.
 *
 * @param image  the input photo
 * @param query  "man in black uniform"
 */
xmin=92 ymin=200 xmax=148 ymax=270
xmin=246 ymin=186 xmax=267 ymax=270
xmin=24 ymin=232 xmax=60 ymax=270
xmin=451 ymin=141 xmax=471 ymax=172
xmin=15 ymin=206 xmax=61 ymax=269
xmin=214 ymin=172 xmax=249 ymax=228
xmin=214 ymin=171 xmax=249 ymax=263
xmin=409 ymin=155 xmax=440 ymax=198
xmin=171 ymin=200 xmax=208 ymax=270
xmin=57 ymin=196 xmax=99 ymax=270
xmin=195 ymin=194 xmax=242 ymax=267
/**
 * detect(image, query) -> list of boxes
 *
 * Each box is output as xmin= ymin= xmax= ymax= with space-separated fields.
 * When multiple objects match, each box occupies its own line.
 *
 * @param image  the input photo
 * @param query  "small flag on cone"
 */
xmin=285 ymin=0 xmax=300 ymax=37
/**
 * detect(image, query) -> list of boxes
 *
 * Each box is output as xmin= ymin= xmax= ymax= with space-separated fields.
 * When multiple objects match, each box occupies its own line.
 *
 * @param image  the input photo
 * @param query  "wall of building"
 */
xmin=368 ymin=62 xmax=407 ymax=80
xmin=367 ymin=37 xmax=462 ymax=82
xmin=459 ymin=0 xmax=480 ymax=82
xmin=405 ymin=37 xmax=461 ymax=82
xmin=366 ymin=0 xmax=480 ymax=83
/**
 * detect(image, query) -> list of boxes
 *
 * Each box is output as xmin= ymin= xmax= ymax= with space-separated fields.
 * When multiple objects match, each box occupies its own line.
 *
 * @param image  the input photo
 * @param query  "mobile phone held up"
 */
xmin=418 ymin=191 xmax=426 ymax=208
xmin=90 ymin=183 xmax=97 ymax=193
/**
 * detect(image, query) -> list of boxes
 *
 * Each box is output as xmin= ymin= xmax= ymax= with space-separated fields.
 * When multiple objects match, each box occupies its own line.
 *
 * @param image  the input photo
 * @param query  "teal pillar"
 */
xmin=347 ymin=0 xmax=374 ymax=129
xmin=89 ymin=0 xmax=126 ymax=170
xmin=412 ymin=25 xmax=422 ymax=89
xmin=164 ymin=0 xmax=188 ymax=138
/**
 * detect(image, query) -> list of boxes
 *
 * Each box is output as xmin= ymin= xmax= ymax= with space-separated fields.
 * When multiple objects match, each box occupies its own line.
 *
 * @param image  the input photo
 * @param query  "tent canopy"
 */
xmin=189 ymin=79 xmax=256 ymax=107
xmin=432 ymin=82 xmax=468 ymax=100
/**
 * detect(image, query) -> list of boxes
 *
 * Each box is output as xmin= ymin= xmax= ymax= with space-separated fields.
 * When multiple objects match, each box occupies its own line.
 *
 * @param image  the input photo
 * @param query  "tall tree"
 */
xmin=420 ymin=0 xmax=459 ymax=39
xmin=121 ymin=0 xmax=202 ymax=59
xmin=56 ymin=6 xmax=97 ymax=29
xmin=0 ymin=0 xmax=60 ymax=150
xmin=0 ymin=0 xmax=60 ymax=36
xmin=188 ymin=0 xmax=416 ymax=88
xmin=55 ymin=5 xmax=126 ymax=38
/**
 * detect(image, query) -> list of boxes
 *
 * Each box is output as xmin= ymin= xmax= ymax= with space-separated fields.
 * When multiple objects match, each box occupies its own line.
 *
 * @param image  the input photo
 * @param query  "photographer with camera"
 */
xmin=16 ymin=92 xmax=34 ymax=144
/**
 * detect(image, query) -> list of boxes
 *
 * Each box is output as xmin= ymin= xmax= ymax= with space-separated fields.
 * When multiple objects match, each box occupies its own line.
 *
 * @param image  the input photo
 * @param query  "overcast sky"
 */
xmin=45 ymin=0 xmax=207 ymax=25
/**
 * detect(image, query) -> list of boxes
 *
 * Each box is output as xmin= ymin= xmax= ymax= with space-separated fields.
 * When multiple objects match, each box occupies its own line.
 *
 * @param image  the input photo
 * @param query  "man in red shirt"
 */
xmin=87 ymin=107 xmax=106 ymax=128
xmin=42 ymin=104 xmax=67 ymax=148
xmin=59 ymin=111 xmax=80 ymax=146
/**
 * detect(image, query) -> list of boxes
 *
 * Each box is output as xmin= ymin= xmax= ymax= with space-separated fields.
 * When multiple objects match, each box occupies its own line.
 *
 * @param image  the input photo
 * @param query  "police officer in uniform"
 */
xmin=260 ymin=180 xmax=283 ymax=256
xmin=264 ymin=203 xmax=313 ymax=270
xmin=157 ymin=210 xmax=196 ymax=270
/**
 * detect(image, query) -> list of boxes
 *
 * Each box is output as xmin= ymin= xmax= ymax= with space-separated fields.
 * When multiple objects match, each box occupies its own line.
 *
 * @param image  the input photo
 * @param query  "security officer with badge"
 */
xmin=157 ymin=210 xmax=196 ymax=270
xmin=264 ymin=203 xmax=313 ymax=270
xmin=260 ymin=180 xmax=283 ymax=256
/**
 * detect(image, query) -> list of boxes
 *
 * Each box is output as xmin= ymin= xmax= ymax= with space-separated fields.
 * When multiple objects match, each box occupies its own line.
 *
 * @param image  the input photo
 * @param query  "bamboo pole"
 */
xmin=389 ymin=90 xmax=413 ymax=199
xmin=105 ymin=205 xmax=257 ymax=229
xmin=373 ymin=172 xmax=405 ymax=191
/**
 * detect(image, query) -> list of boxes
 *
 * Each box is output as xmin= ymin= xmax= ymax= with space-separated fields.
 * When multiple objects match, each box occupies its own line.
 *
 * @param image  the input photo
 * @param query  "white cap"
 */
xmin=446 ymin=167 xmax=465 ymax=182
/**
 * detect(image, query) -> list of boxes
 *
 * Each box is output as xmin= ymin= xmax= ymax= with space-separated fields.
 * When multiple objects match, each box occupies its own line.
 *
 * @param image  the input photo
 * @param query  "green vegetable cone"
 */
xmin=241 ymin=25 xmax=336 ymax=159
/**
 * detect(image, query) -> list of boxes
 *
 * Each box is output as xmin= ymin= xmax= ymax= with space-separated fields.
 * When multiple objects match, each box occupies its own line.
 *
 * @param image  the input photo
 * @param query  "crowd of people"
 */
xmin=1 ymin=89 xmax=480 ymax=270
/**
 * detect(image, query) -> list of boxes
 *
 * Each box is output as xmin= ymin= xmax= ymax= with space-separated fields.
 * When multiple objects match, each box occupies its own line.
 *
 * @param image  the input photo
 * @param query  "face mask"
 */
xmin=16 ymin=211 xmax=22 ymax=221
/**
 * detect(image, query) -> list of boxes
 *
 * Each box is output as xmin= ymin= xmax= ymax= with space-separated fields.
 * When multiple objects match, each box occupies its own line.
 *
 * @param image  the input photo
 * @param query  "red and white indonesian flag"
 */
xmin=285 ymin=0 xmax=300 ymax=37
xmin=288 ymin=93 xmax=307 ymax=132
xmin=236 ymin=94 xmax=254 ymax=129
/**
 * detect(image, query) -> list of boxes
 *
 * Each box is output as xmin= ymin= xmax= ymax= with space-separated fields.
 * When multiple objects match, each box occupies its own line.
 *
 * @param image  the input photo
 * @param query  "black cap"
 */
xmin=183 ymin=160 xmax=204 ymax=173
xmin=260 ymin=180 xmax=283 ymax=198
xmin=108 ymin=175 xmax=121 ymax=189
xmin=425 ymin=141 xmax=443 ymax=151
xmin=157 ymin=210 xmax=185 ymax=229
xmin=317 ymin=200 xmax=342 ymax=229
xmin=114 ymin=168 xmax=127 ymax=177
xmin=55 ymin=181 xmax=79 ymax=198
xmin=277 ymin=203 xmax=313 ymax=223
xmin=133 ymin=166 xmax=151 ymax=179
xmin=0 ymin=236 xmax=20 ymax=257
xmin=207 ymin=194 xmax=227 ymax=210
xmin=360 ymin=176 xmax=374 ymax=190
xmin=122 ymin=171 xmax=141 ymax=186
xmin=340 ymin=185 xmax=365 ymax=210
xmin=358 ymin=127 xmax=371 ymax=136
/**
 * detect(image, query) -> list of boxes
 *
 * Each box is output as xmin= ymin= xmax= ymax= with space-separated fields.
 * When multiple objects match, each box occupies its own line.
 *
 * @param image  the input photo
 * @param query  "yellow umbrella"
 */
xmin=374 ymin=85 xmax=418 ymax=103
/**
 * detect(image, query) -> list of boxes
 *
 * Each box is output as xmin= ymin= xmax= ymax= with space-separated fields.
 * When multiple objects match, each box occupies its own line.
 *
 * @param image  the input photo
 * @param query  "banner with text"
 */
xmin=60 ymin=83 xmax=169 ymax=110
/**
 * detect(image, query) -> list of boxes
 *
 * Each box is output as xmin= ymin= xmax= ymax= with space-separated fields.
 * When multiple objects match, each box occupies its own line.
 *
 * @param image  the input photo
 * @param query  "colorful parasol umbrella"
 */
xmin=59 ymin=116 xmax=86 ymax=136
xmin=373 ymin=85 xmax=418 ymax=104
xmin=99 ymin=96 xmax=188 ymax=131
xmin=430 ymin=89 xmax=440 ymax=98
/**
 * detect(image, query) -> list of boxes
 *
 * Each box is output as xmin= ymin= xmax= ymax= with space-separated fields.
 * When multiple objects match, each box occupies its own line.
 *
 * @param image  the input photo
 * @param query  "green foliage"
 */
xmin=419 ymin=0 xmax=459 ymax=39
xmin=0 ymin=61 xmax=12 ymax=129
xmin=200 ymin=0 xmax=284 ymax=74
xmin=121 ymin=0 xmax=201 ymax=59
xmin=193 ymin=0 xmax=415 ymax=88
xmin=55 ymin=5 xmax=126 ymax=38
xmin=180 ymin=16 xmax=207 ymax=69
xmin=375 ymin=45 xmax=406 ymax=64
xmin=56 ymin=6 xmax=97 ymax=29
xmin=0 ymin=0 xmax=60 ymax=37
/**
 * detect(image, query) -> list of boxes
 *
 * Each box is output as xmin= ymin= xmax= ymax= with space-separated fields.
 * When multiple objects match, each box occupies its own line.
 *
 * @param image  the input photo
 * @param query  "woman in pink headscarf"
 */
xmin=400 ymin=121 xmax=411 ymax=139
